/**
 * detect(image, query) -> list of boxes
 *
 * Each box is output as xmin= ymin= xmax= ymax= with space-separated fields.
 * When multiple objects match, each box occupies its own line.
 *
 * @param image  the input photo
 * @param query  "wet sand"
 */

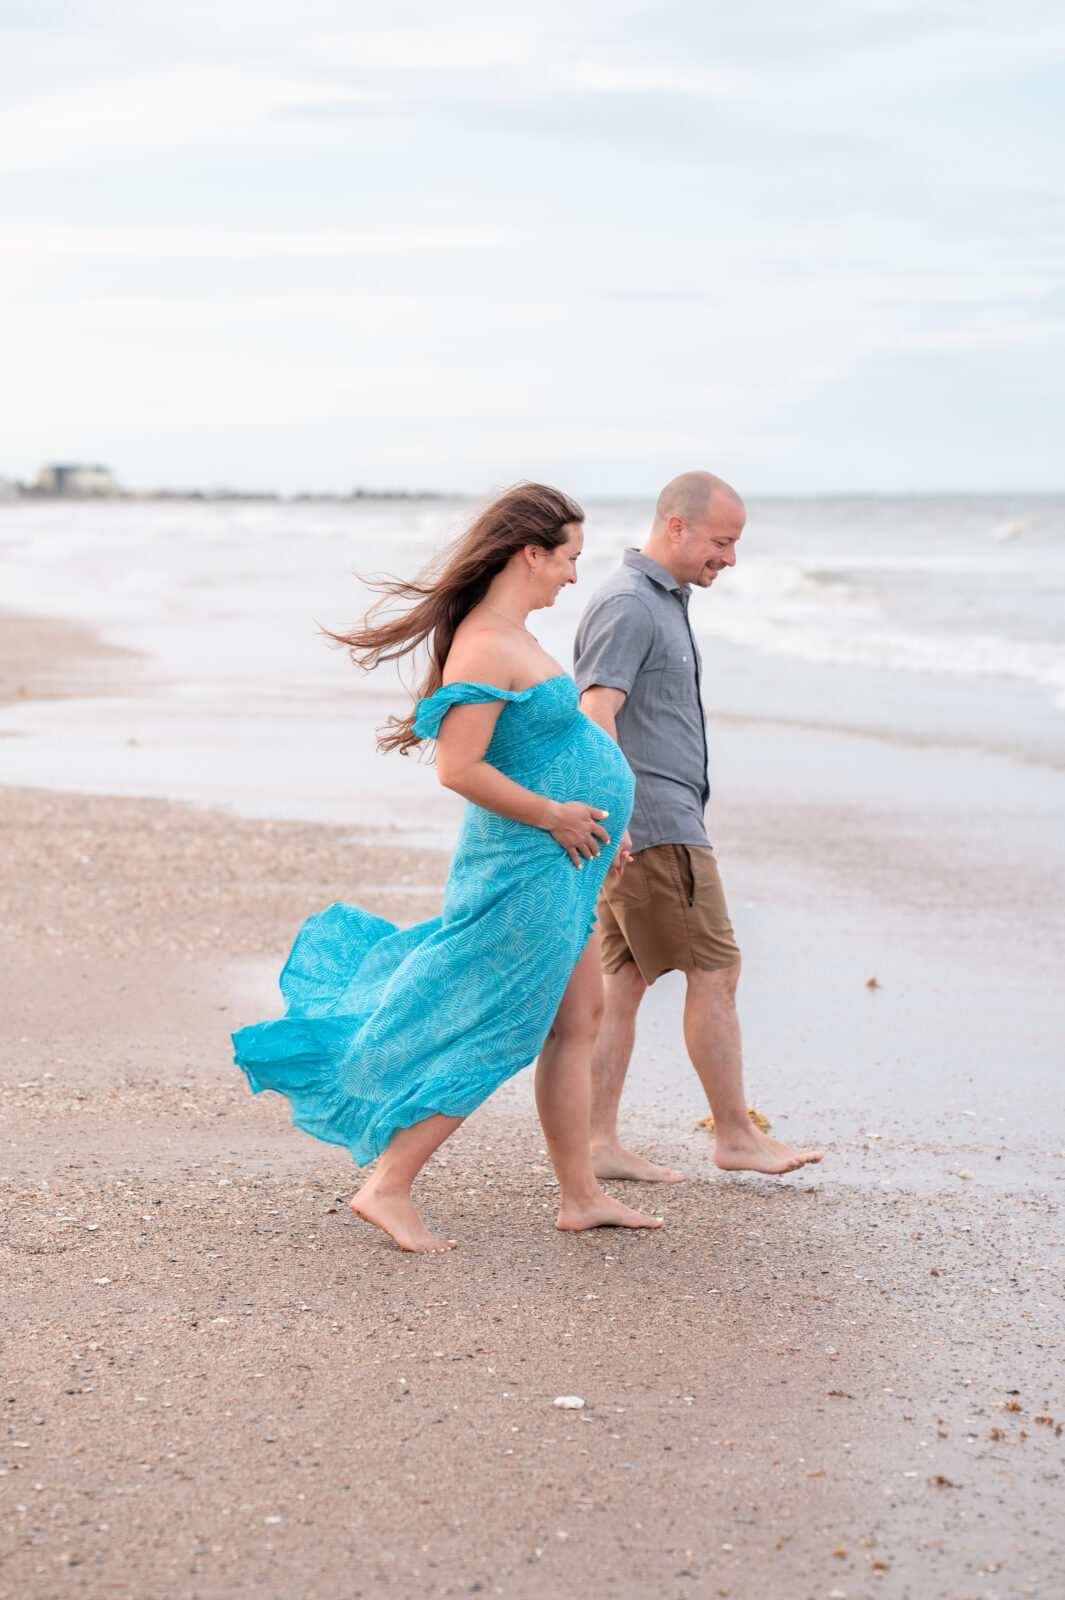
xmin=2 ymin=615 xmax=1064 ymax=1599
xmin=0 ymin=613 xmax=138 ymax=706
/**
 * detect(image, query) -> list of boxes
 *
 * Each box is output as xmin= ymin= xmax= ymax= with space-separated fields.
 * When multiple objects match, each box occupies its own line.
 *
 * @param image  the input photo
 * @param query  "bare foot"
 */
xmin=350 ymin=1186 xmax=457 ymax=1254
xmin=712 ymin=1126 xmax=823 ymax=1176
xmin=591 ymin=1142 xmax=685 ymax=1184
xmin=556 ymin=1192 xmax=664 ymax=1232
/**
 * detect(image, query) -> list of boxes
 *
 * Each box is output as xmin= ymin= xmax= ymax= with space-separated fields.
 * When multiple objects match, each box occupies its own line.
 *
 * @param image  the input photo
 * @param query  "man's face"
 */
xmin=675 ymin=497 xmax=745 ymax=588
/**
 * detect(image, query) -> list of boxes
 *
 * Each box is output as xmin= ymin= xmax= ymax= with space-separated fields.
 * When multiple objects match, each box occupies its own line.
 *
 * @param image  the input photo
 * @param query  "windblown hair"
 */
xmin=326 ymin=482 xmax=584 ymax=755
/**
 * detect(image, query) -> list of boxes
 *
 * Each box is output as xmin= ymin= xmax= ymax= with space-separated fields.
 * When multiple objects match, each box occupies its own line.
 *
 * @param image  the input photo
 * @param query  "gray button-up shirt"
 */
xmin=574 ymin=548 xmax=710 ymax=853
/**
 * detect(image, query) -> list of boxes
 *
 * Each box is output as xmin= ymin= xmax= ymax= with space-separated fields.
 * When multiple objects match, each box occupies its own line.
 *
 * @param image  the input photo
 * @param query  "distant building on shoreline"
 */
xmin=0 ymin=465 xmax=449 ymax=502
xmin=34 ymin=463 xmax=119 ymax=498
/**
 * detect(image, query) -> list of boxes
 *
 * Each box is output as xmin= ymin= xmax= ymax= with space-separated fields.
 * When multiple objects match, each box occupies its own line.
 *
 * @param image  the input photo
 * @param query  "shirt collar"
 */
xmin=623 ymin=547 xmax=690 ymax=596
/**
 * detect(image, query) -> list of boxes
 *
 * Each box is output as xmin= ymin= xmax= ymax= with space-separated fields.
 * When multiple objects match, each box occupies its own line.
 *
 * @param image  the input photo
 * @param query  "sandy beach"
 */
xmin=2 ymin=605 xmax=1064 ymax=1600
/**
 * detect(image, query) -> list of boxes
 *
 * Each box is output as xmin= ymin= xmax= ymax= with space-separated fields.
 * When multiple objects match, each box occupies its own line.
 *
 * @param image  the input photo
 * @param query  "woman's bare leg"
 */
xmin=351 ymin=1112 xmax=465 ymax=1253
xmin=536 ymin=930 xmax=663 ymax=1233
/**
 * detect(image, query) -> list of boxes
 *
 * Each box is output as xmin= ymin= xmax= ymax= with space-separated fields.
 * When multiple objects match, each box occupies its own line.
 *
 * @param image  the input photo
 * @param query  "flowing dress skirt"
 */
xmin=232 ymin=675 xmax=635 ymax=1164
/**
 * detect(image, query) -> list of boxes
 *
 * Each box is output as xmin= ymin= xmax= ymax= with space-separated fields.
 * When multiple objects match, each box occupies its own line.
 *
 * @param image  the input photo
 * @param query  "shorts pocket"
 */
xmin=675 ymin=846 xmax=696 ymax=906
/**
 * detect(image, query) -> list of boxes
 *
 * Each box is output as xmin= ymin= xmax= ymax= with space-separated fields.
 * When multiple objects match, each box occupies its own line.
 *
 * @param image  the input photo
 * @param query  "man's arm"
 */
xmin=574 ymin=591 xmax=651 ymax=877
xmin=580 ymin=685 xmax=632 ymax=876
xmin=579 ymin=684 xmax=627 ymax=742
xmin=573 ymin=590 xmax=654 ymax=729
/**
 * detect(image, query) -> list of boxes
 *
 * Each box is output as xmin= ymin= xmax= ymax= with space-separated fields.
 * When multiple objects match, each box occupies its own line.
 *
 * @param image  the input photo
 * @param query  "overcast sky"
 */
xmin=1 ymin=0 xmax=1063 ymax=496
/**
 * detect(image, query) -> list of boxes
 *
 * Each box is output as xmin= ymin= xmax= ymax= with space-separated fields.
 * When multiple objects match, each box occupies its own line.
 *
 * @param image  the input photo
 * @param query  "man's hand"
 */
xmin=547 ymin=802 xmax=611 ymax=868
xmin=611 ymin=828 xmax=633 ymax=878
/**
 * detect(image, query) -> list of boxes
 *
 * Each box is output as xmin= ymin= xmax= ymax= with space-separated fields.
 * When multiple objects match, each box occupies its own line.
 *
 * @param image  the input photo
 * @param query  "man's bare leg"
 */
xmin=590 ymin=960 xmax=685 ymax=1183
xmin=684 ymin=964 xmax=822 ymax=1174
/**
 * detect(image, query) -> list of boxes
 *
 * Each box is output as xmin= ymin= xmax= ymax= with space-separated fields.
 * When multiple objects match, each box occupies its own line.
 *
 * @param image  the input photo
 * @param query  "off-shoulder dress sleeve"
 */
xmin=413 ymin=681 xmax=533 ymax=740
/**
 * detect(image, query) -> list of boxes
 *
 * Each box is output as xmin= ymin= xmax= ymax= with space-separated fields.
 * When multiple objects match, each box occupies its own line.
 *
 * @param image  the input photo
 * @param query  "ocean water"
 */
xmin=1 ymin=494 xmax=1063 ymax=839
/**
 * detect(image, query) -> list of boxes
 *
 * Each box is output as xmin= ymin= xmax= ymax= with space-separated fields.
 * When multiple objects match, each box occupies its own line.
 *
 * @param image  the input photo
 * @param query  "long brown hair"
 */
xmin=327 ymin=482 xmax=584 ymax=755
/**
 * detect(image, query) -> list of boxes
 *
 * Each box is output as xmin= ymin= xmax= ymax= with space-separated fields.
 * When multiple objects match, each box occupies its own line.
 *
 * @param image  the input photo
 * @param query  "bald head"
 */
xmin=653 ymin=470 xmax=743 ymax=532
xmin=644 ymin=469 xmax=745 ymax=589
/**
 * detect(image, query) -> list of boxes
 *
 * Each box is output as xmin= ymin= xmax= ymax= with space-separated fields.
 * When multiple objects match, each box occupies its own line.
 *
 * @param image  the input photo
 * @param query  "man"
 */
xmin=575 ymin=470 xmax=822 ymax=1181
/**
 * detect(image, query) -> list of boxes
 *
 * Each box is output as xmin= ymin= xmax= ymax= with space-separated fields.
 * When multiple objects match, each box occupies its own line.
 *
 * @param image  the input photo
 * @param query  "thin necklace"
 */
xmin=483 ymin=601 xmax=530 ymax=633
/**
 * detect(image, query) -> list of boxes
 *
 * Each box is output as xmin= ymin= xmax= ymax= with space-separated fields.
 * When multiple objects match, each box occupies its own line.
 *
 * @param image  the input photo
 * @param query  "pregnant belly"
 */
xmin=521 ymin=723 xmax=634 ymax=825
xmin=581 ymin=720 xmax=635 ymax=809
xmin=446 ymin=728 xmax=635 ymax=920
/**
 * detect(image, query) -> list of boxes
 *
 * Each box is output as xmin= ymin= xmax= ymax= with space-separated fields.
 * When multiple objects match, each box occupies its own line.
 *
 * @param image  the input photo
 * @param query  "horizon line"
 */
xmin=4 ymin=483 xmax=1065 ymax=504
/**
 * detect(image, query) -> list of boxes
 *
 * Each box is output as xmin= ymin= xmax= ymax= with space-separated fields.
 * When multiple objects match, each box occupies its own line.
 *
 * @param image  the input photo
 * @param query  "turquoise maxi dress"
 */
xmin=232 ymin=673 xmax=635 ymax=1165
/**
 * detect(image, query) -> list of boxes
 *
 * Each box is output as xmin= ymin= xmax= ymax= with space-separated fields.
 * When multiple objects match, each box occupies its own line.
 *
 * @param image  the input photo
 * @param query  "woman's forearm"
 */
xmin=439 ymin=760 xmax=560 ymax=831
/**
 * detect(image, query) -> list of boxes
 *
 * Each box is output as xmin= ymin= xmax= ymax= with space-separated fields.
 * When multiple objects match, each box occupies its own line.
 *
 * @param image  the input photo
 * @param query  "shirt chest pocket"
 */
xmin=660 ymin=648 xmax=694 ymax=700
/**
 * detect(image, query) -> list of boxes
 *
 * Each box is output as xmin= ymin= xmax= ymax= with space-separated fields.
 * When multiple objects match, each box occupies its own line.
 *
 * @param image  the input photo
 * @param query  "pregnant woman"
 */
xmin=232 ymin=483 xmax=661 ymax=1252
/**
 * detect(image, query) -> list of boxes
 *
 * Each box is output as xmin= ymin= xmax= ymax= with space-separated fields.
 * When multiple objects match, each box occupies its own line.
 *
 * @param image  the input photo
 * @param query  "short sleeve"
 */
xmin=573 ymin=592 xmax=655 ymax=697
xmin=413 ymin=681 xmax=532 ymax=740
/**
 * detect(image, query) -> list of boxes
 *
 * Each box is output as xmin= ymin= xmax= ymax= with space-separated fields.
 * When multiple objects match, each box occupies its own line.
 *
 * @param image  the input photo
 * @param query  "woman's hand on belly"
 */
xmin=547 ymin=801 xmax=611 ymax=868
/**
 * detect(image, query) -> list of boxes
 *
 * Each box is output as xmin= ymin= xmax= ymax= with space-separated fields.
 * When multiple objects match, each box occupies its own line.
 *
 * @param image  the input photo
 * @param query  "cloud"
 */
xmin=0 ymin=225 xmax=520 ymax=260
xmin=0 ymin=68 xmax=360 ymax=171
xmin=0 ymin=0 xmax=1061 ymax=490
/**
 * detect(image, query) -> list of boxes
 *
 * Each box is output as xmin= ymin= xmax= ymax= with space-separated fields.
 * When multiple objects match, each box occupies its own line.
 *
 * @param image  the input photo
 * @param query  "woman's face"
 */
xmin=531 ymin=522 xmax=584 ymax=608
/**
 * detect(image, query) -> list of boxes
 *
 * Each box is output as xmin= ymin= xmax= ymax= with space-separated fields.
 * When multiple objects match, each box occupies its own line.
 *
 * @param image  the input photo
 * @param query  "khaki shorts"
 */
xmin=597 ymin=843 xmax=741 ymax=984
